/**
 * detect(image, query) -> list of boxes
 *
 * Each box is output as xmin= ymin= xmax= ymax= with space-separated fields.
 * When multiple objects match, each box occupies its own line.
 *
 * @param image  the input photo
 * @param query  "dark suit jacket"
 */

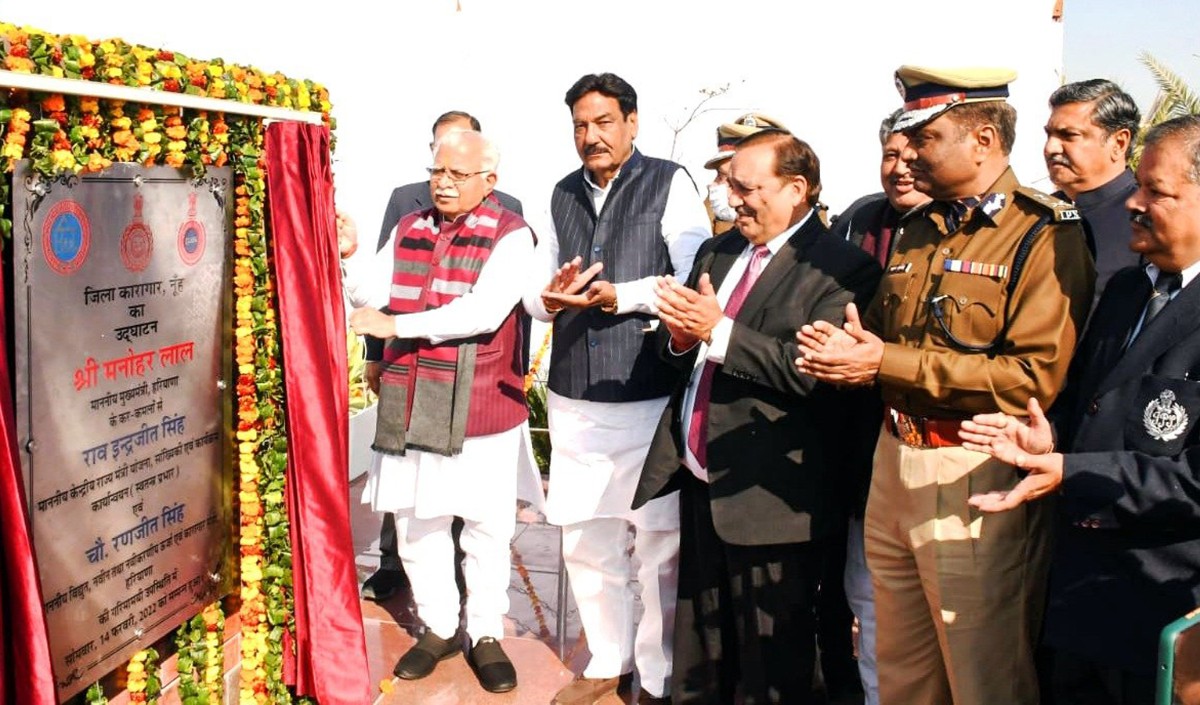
xmin=632 ymin=216 xmax=881 ymax=546
xmin=364 ymin=185 xmax=526 ymax=364
xmin=1045 ymin=265 xmax=1200 ymax=674
xmin=830 ymin=192 xmax=888 ymax=250
xmin=375 ymin=181 xmax=523 ymax=252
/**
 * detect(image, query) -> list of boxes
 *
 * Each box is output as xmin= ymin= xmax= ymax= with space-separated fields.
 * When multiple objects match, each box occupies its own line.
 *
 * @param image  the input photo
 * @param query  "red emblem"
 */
xmin=120 ymin=194 xmax=154 ymax=272
xmin=177 ymin=192 xmax=206 ymax=266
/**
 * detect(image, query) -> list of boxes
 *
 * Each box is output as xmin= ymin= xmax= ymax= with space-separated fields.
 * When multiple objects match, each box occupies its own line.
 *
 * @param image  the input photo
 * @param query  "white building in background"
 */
xmin=3 ymin=0 xmax=1064 ymax=237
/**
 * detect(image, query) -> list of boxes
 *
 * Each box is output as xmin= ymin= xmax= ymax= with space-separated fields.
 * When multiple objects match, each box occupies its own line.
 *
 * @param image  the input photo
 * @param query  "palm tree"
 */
xmin=1132 ymin=52 xmax=1200 ymax=167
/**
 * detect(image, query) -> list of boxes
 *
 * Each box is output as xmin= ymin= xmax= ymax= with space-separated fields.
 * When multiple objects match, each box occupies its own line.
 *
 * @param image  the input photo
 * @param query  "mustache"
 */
xmin=1046 ymin=155 xmax=1072 ymax=168
xmin=584 ymin=145 xmax=608 ymax=156
xmin=1130 ymin=212 xmax=1152 ymax=229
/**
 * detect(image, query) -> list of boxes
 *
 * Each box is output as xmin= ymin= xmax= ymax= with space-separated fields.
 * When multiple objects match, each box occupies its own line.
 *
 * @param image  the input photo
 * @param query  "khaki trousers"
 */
xmin=865 ymin=427 xmax=1052 ymax=705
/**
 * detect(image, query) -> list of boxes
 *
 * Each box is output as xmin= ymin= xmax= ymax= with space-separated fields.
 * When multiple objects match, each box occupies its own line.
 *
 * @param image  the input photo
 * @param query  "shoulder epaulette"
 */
xmin=899 ymin=200 xmax=934 ymax=222
xmin=1013 ymin=186 xmax=1080 ymax=223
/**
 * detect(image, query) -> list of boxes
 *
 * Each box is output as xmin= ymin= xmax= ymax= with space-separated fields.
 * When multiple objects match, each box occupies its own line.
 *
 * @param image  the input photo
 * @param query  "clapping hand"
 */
xmin=540 ymin=256 xmax=609 ymax=312
xmin=795 ymin=303 xmax=884 ymax=386
xmin=961 ymin=397 xmax=1064 ymax=511
xmin=654 ymin=274 xmax=723 ymax=348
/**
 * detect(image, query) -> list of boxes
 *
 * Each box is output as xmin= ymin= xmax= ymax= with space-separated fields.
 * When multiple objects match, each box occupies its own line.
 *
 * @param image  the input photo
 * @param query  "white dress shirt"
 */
xmin=677 ymin=213 xmax=810 ymax=482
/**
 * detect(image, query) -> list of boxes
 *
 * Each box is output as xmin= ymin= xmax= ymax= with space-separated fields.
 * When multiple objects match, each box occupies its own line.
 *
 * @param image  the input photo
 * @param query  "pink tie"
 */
xmin=687 ymin=245 xmax=770 ymax=469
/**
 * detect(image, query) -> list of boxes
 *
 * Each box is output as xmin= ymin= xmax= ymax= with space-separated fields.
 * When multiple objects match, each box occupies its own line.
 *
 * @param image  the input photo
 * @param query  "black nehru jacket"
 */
xmin=1057 ymin=169 xmax=1140 ymax=307
xmin=548 ymin=149 xmax=684 ymax=403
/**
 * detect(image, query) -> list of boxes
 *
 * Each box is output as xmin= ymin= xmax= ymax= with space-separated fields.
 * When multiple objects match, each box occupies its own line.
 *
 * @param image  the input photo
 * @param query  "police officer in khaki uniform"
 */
xmin=796 ymin=66 xmax=1095 ymax=705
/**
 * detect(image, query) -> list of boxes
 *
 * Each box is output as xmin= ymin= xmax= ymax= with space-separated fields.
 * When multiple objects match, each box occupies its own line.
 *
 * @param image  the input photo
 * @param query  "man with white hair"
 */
xmin=349 ymin=129 xmax=538 ymax=694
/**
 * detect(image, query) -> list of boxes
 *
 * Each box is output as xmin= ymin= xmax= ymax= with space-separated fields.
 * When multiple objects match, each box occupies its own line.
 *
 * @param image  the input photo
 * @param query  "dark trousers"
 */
xmin=817 ymin=522 xmax=858 ymax=695
xmin=379 ymin=511 xmax=402 ymax=571
xmin=673 ymin=475 xmax=824 ymax=705
xmin=1051 ymin=649 xmax=1156 ymax=705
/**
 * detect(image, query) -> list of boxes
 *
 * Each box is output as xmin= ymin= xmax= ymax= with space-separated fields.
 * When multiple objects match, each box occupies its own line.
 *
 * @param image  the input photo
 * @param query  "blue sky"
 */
xmin=1064 ymin=0 xmax=1200 ymax=111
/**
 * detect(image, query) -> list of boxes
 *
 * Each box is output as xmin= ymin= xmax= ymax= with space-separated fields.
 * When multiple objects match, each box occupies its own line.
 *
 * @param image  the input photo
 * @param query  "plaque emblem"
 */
xmin=41 ymin=200 xmax=91 ymax=276
xmin=1143 ymin=389 xmax=1189 ymax=442
xmin=177 ymin=192 xmax=206 ymax=266
xmin=120 ymin=194 xmax=154 ymax=272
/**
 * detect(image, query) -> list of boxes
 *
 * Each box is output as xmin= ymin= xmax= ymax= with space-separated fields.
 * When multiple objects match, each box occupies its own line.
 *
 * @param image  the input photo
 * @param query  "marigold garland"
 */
xmin=0 ymin=21 xmax=332 ymax=705
xmin=125 ymin=648 xmax=162 ymax=704
xmin=510 ymin=546 xmax=553 ymax=642
xmin=229 ymin=115 xmax=299 ymax=705
xmin=175 ymin=601 xmax=225 ymax=704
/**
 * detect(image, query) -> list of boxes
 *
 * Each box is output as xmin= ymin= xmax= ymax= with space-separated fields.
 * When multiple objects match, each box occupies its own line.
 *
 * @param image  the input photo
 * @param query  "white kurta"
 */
xmin=523 ymin=162 xmax=712 ymax=530
xmin=346 ymin=223 xmax=545 ymax=523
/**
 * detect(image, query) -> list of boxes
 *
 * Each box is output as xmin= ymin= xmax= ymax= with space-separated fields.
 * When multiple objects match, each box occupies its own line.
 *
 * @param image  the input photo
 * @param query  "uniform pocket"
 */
xmin=876 ymin=270 xmax=914 ymax=339
xmin=929 ymin=272 xmax=1004 ymax=349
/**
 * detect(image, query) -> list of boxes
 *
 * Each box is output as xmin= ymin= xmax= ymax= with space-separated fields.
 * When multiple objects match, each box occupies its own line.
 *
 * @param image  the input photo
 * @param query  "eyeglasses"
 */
xmin=426 ymin=166 xmax=490 ymax=185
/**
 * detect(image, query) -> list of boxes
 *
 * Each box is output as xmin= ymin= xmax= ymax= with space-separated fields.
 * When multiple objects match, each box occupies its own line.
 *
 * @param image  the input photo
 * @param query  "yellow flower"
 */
xmin=85 ymin=153 xmax=112 ymax=172
xmin=51 ymin=149 xmax=77 ymax=172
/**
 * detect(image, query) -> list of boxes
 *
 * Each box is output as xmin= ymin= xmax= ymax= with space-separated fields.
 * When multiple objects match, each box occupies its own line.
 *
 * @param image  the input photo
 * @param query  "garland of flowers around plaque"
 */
xmin=0 ymin=22 xmax=330 ymax=705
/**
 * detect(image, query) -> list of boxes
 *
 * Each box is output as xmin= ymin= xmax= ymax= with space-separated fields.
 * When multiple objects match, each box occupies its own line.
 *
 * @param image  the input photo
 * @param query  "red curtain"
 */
xmin=265 ymin=121 xmax=370 ymax=705
xmin=0 ymin=246 xmax=57 ymax=702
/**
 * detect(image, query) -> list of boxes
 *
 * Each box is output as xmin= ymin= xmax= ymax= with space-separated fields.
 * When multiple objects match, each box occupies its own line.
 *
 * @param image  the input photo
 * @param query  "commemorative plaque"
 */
xmin=12 ymin=163 xmax=235 ymax=700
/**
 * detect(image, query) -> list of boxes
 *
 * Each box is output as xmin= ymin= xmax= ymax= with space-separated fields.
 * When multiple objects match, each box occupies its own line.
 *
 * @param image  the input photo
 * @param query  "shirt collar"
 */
xmin=1145 ymin=259 xmax=1200 ymax=291
xmin=582 ymin=148 xmax=640 ymax=194
xmin=753 ymin=209 xmax=813 ymax=256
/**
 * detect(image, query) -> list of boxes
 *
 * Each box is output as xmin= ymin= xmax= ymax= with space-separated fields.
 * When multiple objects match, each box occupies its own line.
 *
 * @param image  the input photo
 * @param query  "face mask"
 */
xmin=708 ymin=182 xmax=737 ymax=222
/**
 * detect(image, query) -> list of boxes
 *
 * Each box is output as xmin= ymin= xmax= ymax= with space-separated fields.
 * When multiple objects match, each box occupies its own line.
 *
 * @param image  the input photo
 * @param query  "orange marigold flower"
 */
xmin=41 ymin=95 xmax=66 ymax=112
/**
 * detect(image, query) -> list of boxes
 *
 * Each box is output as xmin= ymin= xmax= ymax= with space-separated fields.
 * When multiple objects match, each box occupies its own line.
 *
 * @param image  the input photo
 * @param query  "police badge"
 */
xmin=1144 ymin=389 xmax=1189 ymax=442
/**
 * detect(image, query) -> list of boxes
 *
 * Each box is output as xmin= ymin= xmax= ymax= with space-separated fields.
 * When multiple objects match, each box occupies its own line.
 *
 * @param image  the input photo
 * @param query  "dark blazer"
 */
xmin=632 ymin=215 xmax=881 ymax=546
xmin=375 ymin=181 xmax=523 ymax=252
xmin=1046 ymin=265 xmax=1200 ymax=675
xmin=830 ymin=192 xmax=888 ymax=250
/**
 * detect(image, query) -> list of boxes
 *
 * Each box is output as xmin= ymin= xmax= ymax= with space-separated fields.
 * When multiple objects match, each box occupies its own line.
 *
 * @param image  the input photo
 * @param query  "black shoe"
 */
xmin=362 ymin=568 xmax=406 ymax=602
xmin=393 ymin=631 xmax=461 ymax=680
xmin=468 ymin=636 xmax=517 ymax=693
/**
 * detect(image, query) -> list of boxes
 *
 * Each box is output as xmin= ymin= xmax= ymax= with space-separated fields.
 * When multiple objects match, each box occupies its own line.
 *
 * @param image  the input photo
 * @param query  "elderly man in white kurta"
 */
xmin=528 ymin=73 xmax=711 ymax=705
xmin=348 ymin=130 xmax=541 ymax=695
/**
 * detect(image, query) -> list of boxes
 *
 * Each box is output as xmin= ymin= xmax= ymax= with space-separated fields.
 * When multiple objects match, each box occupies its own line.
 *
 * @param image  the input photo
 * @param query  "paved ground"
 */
xmin=348 ymin=475 xmax=639 ymax=704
